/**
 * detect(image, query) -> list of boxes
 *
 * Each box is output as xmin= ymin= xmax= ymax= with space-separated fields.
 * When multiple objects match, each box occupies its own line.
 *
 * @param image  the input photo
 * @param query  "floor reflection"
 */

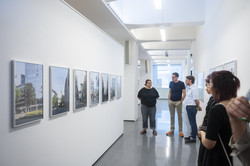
xmin=94 ymin=100 xmax=200 ymax=166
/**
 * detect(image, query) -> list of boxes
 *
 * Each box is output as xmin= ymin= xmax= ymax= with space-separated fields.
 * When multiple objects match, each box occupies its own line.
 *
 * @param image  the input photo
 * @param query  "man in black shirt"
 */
xmin=166 ymin=72 xmax=186 ymax=137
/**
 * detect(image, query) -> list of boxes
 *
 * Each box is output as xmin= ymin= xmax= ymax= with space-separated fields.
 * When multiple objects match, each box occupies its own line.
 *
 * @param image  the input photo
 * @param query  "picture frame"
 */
xmin=223 ymin=60 xmax=237 ymax=76
xmin=116 ymin=75 xmax=121 ymax=99
xmin=50 ymin=66 xmax=70 ymax=117
xmin=74 ymin=69 xmax=87 ymax=111
xmin=89 ymin=71 xmax=99 ymax=106
xmin=110 ymin=75 xmax=116 ymax=101
xmin=101 ymin=73 xmax=109 ymax=103
xmin=197 ymin=72 xmax=204 ymax=102
xmin=12 ymin=60 xmax=43 ymax=127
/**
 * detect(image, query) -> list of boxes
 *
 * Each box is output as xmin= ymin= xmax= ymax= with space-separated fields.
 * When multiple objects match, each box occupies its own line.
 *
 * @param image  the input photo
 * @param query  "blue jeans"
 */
xmin=186 ymin=106 xmax=197 ymax=139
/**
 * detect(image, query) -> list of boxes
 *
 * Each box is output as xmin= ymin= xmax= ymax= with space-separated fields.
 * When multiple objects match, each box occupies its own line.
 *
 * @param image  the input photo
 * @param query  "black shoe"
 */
xmin=184 ymin=136 xmax=191 ymax=140
xmin=185 ymin=138 xmax=196 ymax=143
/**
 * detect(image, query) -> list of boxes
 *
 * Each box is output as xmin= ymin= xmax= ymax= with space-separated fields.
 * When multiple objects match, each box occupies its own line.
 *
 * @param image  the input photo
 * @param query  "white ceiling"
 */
xmin=63 ymin=0 xmax=204 ymax=63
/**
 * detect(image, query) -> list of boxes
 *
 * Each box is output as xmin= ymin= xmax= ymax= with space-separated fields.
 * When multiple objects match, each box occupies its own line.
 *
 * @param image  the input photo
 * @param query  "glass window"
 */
xmin=153 ymin=64 xmax=182 ymax=88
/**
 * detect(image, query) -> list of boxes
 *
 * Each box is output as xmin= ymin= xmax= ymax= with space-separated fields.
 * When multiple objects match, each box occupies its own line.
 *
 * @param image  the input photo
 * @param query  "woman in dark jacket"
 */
xmin=138 ymin=79 xmax=159 ymax=135
xmin=198 ymin=70 xmax=240 ymax=166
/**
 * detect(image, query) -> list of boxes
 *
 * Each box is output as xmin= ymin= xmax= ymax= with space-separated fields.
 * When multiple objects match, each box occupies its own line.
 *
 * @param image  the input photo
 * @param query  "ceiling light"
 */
xmin=154 ymin=0 xmax=162 ymax=10
xmin=160 ymin=27 xmax=166 ymax=41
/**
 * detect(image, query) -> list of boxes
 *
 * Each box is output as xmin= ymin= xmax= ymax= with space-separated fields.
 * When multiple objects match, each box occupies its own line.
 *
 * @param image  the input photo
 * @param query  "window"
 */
xmin=153 ymin=64 xmax=182 ymax=88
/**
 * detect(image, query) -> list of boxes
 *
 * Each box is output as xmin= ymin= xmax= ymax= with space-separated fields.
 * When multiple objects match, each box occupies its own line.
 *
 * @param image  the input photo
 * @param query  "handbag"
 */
xmin=219 ymin=134 xmax=232 ymax=166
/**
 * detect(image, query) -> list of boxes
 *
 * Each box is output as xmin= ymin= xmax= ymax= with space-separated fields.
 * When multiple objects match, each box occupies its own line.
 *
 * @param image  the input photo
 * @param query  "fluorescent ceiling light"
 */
xmin=160 ymin=27 xmax=166 ymax=42
xmin=154 ymin=0 xmax=162 ymax=10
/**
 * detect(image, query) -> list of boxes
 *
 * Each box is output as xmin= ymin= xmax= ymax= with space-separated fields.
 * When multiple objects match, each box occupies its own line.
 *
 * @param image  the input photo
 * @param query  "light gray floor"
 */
xmin=93 ymin=100 xmax=241 ymax=166
xmin=93 ymin=100 xmax=199 ymax=166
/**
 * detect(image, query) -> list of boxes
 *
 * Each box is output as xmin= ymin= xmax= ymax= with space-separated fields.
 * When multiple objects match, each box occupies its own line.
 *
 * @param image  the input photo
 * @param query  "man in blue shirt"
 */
xmin=166 ymin=72 xmax=186 ymax=137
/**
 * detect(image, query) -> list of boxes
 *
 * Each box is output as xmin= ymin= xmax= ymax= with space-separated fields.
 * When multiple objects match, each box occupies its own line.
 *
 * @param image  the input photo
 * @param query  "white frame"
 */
xmin=73 ymin=69 xmax=87 ymax=111
xmin=116 ymin=75 xmax=122 ymax=100
xmin=50 ymin=66 xmax=70 ymax=117
xmin=110 ymin=75 xmax=116 ymax=101
xmin=101 ymin=73 xmax=109 ymax=104
xmin=12 ymin=60 xmax=44 ymax=127
xmin=89 ymin=71 xmax=100 ymax=107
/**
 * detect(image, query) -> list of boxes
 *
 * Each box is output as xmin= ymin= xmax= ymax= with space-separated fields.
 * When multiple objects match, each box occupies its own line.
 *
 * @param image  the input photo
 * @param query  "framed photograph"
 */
xmin=74 ymin=69 xmax=87 ymax=110
xmin=12 ymin=61 xmax=43 ymax=127
xmin=209 ymin=67 xmax=216 ymax=74
xmin=101 ymin=73 xmax=109 ymax=103
xmin=50 ymin=66 xmax=70 ymax=117
xmin=215 ymin=65 xmax=224 ymax=71
xmin=116 ymin=75 xmax=121 ymax=99
xmin=110 ymin=75 xmax=116 ymax=101
xmin=89 ymin=72 xmax=99 ymax=106
xmin=223 ymin=60 xmax=237 ymax=76
xmin=197 ymin=72 xmax=204 ymax=102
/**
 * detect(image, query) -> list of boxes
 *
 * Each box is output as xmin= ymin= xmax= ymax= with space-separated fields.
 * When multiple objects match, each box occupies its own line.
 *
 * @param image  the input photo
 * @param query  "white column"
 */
xmin=123 ymin=40 xmax=139 ymax=121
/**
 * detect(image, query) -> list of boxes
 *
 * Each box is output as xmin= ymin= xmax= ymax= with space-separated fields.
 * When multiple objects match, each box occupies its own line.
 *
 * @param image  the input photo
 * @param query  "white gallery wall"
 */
xmin=191 ymin=0 xmax=250 ymax=125
xmin=0 ymin=0 xmax=124 ymax=166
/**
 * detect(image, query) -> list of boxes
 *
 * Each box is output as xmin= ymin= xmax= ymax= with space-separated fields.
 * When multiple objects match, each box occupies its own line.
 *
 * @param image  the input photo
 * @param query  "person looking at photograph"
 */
xmin=138 ymin=79 xmax=159 ymax=135
xmin=199 ymin=70 xmax=240 ymax=166
xmin=198 ymin=74 xmax=217 ymax=165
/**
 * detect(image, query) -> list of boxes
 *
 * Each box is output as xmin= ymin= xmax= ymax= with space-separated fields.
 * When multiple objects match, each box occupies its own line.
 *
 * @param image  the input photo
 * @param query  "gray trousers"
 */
xmin=141 ymin=104 xmax=156 ymax=129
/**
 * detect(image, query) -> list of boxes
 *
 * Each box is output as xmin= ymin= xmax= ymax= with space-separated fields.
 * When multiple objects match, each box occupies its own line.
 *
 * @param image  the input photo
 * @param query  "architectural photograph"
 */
xmin=12 ymin=61 xmax=43 ymax=127
xmin=101 ymin=73 xmax=109 ymax=103
xmin=1 ymin=0 xmax=249 ymax=166
xmin=116 ymin=75 xmax=121 ymax=99
xmin=110 ymin=75 xmax=116 ymax=101
xmin=74 ymin=69 xmax=87 ymax=110
xmin=50 ymin=66 xmax=70 ymax=116
xmin=89 ymin=71 xmax=99 ymax=106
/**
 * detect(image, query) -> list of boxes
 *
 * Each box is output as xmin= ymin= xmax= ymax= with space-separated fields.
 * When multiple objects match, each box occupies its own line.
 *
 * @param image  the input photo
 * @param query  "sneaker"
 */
xmin=185 ymin=137 xmax=196 ymax=143
xmin=179 ymin=132 xmax=184 ymax=137
xmin=166 ymin=131 xmax=174 ymax=136
xmin=184 ymin=136 xmax=191 ymax=140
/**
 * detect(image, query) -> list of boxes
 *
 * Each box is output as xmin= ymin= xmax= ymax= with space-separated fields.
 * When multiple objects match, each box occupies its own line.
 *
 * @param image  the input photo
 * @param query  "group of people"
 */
xmin=137 ymin=71 xmax=250 ymax=166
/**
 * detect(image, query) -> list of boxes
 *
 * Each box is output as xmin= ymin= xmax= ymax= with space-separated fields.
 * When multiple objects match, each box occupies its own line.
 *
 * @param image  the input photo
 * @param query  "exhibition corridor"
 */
xmin=94 ymin=100 xmax=199 ymax=166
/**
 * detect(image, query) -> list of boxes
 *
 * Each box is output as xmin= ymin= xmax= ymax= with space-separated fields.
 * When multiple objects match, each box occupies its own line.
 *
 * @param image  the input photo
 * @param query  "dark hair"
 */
xmin=186 ymin=76 xmax=195 ymax=84
xmin=145 ymin=79 xmax=151 ymax=86
xmin=205 ymin=74 xmax=211 ymax=84
xmin=172 ymin=72 xmax=179 ymax=77
xmin=211 ymin=70 xmax=240 ymax=101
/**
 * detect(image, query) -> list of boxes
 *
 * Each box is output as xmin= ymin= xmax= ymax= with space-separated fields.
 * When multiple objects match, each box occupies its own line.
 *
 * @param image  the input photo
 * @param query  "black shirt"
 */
xmin=137 ymin=87 xmax=159 ymax=107
xmin=198 ymin=96 xmax=217 ymax=166
xmin=199 ymin=104 xmax=232 ymax=166
xmin=169 ymin=81 xmax=185 ymax=101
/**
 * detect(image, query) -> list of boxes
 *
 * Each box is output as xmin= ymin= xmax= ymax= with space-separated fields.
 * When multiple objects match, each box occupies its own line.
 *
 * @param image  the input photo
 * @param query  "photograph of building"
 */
xmin=90 ymin=72 xmax=99 ymax=106
xmin=13 ymin=61 xmax=43 ymax=127
xmin=50 ymin=66 xmax=69 ymax=116
xmin=101 ymin=73 xmax=109 ymax=103
xmin=74 ymin=69 xmax=87 ymax=110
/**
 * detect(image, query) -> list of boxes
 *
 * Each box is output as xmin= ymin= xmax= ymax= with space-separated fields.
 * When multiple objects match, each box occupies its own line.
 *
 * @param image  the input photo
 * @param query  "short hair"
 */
xmin=172 ymin=72 xmax=179 ymax=77
xmin=145 ymin=79 xmax=151 ymax=85
xmin=211 ymin=70 xmax=240 ymax=101
xmin=205 ymin=74 xmax=211 ymax=84
xmin=186 ymin=76 xmax=195 ymax=84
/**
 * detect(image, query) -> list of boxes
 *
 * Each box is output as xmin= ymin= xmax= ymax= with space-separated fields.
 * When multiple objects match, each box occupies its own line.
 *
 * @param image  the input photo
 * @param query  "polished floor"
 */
xmin=93 ymin=100 xmax=241 ymax=166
